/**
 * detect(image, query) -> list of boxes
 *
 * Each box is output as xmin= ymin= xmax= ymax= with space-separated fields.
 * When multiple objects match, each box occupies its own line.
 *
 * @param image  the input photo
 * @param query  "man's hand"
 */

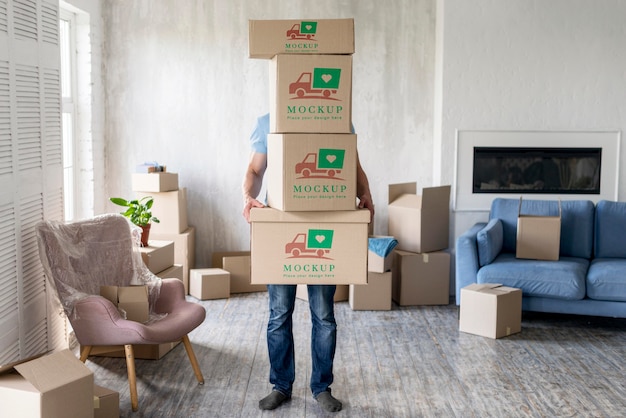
xmin=358 ymin=193 xmax=375 ymax=222
xmin=242 ymin=196 xmax=265 ymax=223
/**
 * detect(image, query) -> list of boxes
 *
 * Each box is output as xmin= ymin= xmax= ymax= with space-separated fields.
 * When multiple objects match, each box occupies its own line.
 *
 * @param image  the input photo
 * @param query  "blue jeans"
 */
xmin=266 ymin=284 xmax=337 ymax=398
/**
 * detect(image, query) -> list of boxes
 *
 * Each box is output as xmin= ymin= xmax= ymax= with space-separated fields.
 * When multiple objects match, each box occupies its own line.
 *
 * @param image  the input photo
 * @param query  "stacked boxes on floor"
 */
xmin=248 ymin=19 xmax=369 ymax=286
xmin=387 ymin=182 xmax=452 ymax=306
xmin=349 ymin=235 xmax=397 ymax=310
xmin=133 ymin=171 xmax=195 ymax=294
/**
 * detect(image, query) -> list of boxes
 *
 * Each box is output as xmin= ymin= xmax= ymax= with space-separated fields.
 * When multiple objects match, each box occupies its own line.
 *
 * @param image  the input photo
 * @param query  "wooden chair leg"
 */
xmin=79 ymin=345 xmax=92 ymax=363
xmin=124 ymin=344 xmax=139 ymax=412
xmin=182 ymin=335 xmax=204 ymax=384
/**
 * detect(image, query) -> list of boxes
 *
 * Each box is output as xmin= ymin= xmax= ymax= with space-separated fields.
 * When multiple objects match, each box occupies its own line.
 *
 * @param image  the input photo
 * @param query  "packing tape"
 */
xmin=93 ymin=396 xmax=101 ymax=408
xmin=422 ymin=253 xmax=429 ymax=263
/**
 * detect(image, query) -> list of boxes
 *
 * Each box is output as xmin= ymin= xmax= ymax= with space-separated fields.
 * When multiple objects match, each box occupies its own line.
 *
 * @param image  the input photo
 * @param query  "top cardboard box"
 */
xmin=387 ymin=183 xmax=451 ymax=253
xmin=249 ymin=18 xmax=355 ymax=59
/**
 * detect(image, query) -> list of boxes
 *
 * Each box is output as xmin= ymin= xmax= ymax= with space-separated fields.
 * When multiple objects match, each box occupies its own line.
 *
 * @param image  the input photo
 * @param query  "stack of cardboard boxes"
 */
xmin=348 ymin=236 xmax=396 ymax=310
xmin=248 ymin=18 xmax=369 ymax=287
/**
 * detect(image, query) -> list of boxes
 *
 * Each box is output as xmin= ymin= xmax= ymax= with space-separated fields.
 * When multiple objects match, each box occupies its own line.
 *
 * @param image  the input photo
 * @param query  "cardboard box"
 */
xmin=349 ymin=271 xmax=392 ymax=310
xmin=156 ymin=264 xmax=183 ymax=281
xmin=250 ymin=207 xmax=369 ymax=285
xmin=387 ymin=183 xmax=451 ymax=253
xmin=190 ymin=268 xmax=230 ymax=300
xmin=136 ymin=188 xmax=188 ymax=234
xmin=391 ymin=250 xmax=450 ymax=306
xmin=131 ymin=172 xmax=178 ymax=192
xmin=367 ymin=236 xmax=397 ymax=273
xmin=267 ymin=133 xmax=357 ymax=211
xmin=211 ymin=250 xmax=250 ymax=269
xmin=100 ymin=285 xmax=150 ymax=323
xmin=296 ymin=284 xmax=348 ymax=302
xmin=88 ymin=341 xmax=180 ymax=360
xmin=93 ymin=384 xmax=119 ymax=418
xmin=270 ymin=54 xmax=352 ymax=133
xmin=138 ymin=240 xmax=175 ymax=274
xmin=152 ymin=227 xmax=196 ymax=294
xmin=222 ymin=254 xmax=267 ymax=293
xmin=0 ymin=349 xmax=94 ymax=418
xmin=249 ymin=18 xmax=354 ymax=59
xmin=516 ymin=198 xmax=561 ymax=261
xmin=459 ymin=283 xmax=522 ymax=339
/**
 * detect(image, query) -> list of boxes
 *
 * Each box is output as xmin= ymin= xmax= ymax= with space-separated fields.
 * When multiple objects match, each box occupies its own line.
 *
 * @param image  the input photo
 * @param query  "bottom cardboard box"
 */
xmin=88 ymin=341 xmax=180 ymax=360
xmin=392 ymin=250 xmax=450 ymax=306
xmin=296 ymin=284 xmax=348 ymax=302
xmin=459 ymin=283 xmax=522 ymax=339
xmin=222 ymin=254 xmax=267 ymax=294
xmin=349 ymin=271 xmax=392 ymax=310
xmin=190 ymin=268 xmax=230 ymax=300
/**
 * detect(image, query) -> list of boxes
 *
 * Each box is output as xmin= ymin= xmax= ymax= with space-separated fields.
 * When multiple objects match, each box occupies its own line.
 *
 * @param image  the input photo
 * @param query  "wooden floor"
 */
xmin=82 ymin=292 xmax=626 ymax=417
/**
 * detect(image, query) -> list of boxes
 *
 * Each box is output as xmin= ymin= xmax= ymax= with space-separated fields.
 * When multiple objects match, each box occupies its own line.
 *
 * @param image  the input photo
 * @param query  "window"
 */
xmin=59 ymin=9 xmax=76 ymax=221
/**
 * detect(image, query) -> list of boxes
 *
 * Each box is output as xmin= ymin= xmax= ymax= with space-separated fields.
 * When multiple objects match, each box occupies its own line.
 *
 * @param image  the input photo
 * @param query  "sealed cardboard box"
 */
xmin=296 ymin=284 xmax=348 ymax=302
xmin=392 ymin=250 xmax=450 ymax=306
xmin=270 ymin=54 xmax=352 ymax=133
xmin=131 ymin=172 xmax=178 ymax=192
xmin=267 ymin=133 xmax=357 ymax=211
xmin=349 ymin=271 xmax=392 ymax=311
xmin=0 ymin=349 xmax=94 ymax=418
xmin=211 ymin=250 xmax=250 ymax=269
xmin=88 ymin=341 xmax=180 ymax=360
xmin=249 ymin=18 xmax=354 ymax=59
xmin=222 ymin=254 xmax=267 ymax=293
xmin=138 ymin=240 xmax=175 ymax=274
xmin=516 ymin=198 xmax=561 ymax=261
xmin=387 ymin=183 xmax=451 ymax=253
xmin=367 ymin=236 xmax=398 ymax=273
xmin=190 ymin=268 xmax=230 ymax=300
xmin=100 ymin=285 xmax=149 ymax=323
xmin=152 ymin=227 xmax=196 ymax=294
xmin=156 ymin=264 xmax=183 ymax=281
xmin=250 ymin=207 xmax=369 ymax=285
xmin=93 ymin=384 xmax=119 ymax=418
xmin=136 ymin=188 xmax=188 ymax=234
xmin=459 ymin=283 xmax=522 ymax=339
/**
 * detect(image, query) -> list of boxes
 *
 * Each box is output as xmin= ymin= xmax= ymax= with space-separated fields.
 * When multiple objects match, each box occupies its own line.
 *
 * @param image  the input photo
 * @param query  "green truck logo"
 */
xmin=285 ymin=229 xmax=334 ymax=259
xmin=286 ymin=21 xmax=318 ymax=39
xmin=295 ymin=148 xmax=345 ymax=179
xmin=289 ymin=67 xmax=342 ymax=99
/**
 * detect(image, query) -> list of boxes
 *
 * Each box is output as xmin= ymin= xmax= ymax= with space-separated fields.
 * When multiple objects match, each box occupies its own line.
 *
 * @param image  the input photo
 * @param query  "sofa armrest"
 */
xmin=455 ymin=222 xmax=487 ymax=305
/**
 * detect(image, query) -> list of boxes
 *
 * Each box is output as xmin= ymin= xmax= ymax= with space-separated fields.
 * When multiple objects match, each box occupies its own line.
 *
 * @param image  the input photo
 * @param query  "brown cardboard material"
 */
xmin=136 ymin=188 xmax=188 ymax=234
xmin=387 ymin=183 xmax=451 ymax=253
xmin=93 ymin=384 xmax=119 ymax=418
xmin=249 ymin=18 xmax=355 ymax=59
xmin=211 ymin=251 xmax=251 ymax=269
xmin=156 ymin=264 xmax=183 ymax=281
xmin=131 ymin=172 xmax=178 ymax=192
xmin=88 ymin=341 xmax=181 ymax=360
xmin=138 ymin=240 xmax=175 ymax=274
xmin=516 ymin=198 xmax=561 ymax=261
xmin=367 ymin=235 xmax=396 ymax=273
xmin=250 ymin=207 xmax=369 ymax=285
xmin=189 ymin=268 xmax=230 ymax=300
xmin=270 ymin=54 xmax=352 ymax=133
xmin=222 ymin=255 xmax=267 ymax=293
xmin=459 ymin=283 xmax=522 ymax=339
xmin=266 ymin=133 xmax=358 ymax=211
xmin=391 ymin=250 xmax=450 ymax=306
xmin=0 ymin=349 xmax=94 ymax=418
xmin=349 ymin=271 xmax=392 ymax=311
xmin=151 ymin=227 xmax=196 ymax=294
xmin=100 ymin=285 xmax=150 ymax=323
xmin=296 ymin=284 xmax=348 ymax=302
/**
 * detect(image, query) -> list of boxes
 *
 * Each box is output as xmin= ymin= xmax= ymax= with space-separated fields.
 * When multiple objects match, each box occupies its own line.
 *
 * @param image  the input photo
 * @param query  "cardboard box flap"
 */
xmin=422 ymin=185 xmax=451 ymax=209
xmin=388 ymin=182 xmax=417 ymax=204
xmin=250 ymin=207 xmax=370 ymax=223
xmin=13 ymin=350 xmax=92 ymax=393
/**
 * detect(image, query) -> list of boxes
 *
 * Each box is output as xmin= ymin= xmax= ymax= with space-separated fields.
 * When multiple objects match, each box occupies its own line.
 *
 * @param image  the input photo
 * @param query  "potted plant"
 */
xmin=110 ymin=196 xmax=160 ymax=246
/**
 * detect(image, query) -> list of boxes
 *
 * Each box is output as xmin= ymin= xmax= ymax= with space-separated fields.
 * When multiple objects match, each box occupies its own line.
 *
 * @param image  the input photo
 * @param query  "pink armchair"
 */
xmin=36 ymin=214 xmax=206 ymax=412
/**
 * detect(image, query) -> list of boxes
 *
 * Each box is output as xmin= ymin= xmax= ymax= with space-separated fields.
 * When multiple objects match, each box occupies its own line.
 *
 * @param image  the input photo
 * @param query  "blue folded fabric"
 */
xmin=368 ymin=237 xmax=399 ymax=257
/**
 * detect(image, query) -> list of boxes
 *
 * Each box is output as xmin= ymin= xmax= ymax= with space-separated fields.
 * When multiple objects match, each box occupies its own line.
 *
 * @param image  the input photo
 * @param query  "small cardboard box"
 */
xmin=267 ymin=133 xmax=357 ymax=211
xmin=270 ymin=54 xmax=352 ymax=134
xmin=391 ymin=250 xmax=450 ymax=306
xmin=249 ymin=18 xmax=354 ymax=59
xmin=349 ymin=271 xmax=392 ymax=311
xmin=152 ymin=227 xmax=196 ymax=294
xmin=88 ymin=341 xmax=180 ymax=360
xmin=296 ymin=284 xmax=348 ymax=302
xmin=138 ymin=240 xmax=175 ymax=274
xmin=136 ymin=188 xmax=188 ymax=234
xmin=211 ymin=250 xmax=251 ymax=269
xmin=156 ymin=264 xmax=183 ymax=281
xmin=100 ymin=285 xmax=150 ymax=323
xmin=387 ymin=183 xmax=451 ymax=253
xmin=93 ymin=384 xmax=119 ymax=418
xmin=459 ymin=283 xmax=522 ymax=339
xmin=516 ymin=198 xmax=561 ymax=261
xmin=222 ymin=254 xmax=267 ymax=293
xmin=190 ymin=268 xmax=230 ymax=300
xmin=0 ymin=349 xmax=94 ymax=418
xmin=131 ymin=172 xmax=178 ymax=192
xmin=250 ymin=207 xmax=369 ymax=285
xmin=367 ymin=236 xmax=397 ymax=273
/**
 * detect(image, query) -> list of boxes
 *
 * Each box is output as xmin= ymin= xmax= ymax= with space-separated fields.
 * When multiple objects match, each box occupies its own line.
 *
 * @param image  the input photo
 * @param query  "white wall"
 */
xmin=102 ymin=0 xmax=436 ymax=268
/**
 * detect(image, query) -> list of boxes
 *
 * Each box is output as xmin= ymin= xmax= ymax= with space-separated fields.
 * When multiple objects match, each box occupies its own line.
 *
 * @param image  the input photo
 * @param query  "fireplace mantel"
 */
xmin=454 ymin=130 xmax=620 ymax=211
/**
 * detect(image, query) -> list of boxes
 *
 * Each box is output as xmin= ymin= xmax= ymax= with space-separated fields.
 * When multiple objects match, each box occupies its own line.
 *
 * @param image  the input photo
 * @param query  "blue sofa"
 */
xmin=455 ymin=198 xmax=626 ymax=318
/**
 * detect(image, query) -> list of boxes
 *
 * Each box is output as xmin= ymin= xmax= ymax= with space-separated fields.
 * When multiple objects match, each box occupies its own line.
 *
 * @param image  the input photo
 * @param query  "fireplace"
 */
xmin=455 ymin=131 xmax=620 ymax=211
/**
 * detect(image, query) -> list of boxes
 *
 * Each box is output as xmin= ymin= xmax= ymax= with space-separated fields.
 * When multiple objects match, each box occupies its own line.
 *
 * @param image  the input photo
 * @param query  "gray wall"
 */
xmin=102 ymin=1 xmax=437 ymax=268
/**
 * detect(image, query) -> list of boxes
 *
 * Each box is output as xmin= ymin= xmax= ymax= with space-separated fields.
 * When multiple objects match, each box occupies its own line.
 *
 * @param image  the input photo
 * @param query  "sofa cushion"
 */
xmin=477 ymin=219 xmax=503 ymax=267
xmin=594 ymin=200 xmax=626 ymax=258
xmin=587 ymin=258 xmax=626 ymax=302
xmin=477 ymin=253 xmax=588 ymax=300
xmin=490 ymin=198 xmax=594 ymax=259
